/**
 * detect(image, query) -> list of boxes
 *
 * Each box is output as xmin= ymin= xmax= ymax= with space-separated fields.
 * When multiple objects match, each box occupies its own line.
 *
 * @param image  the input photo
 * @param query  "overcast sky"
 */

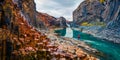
xmin=34 ymin=0 xmax=84 ymax=21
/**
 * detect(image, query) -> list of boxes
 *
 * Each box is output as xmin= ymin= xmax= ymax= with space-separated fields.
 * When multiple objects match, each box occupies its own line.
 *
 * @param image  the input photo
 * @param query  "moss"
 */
xmin=81 ymin=22 xmax=106 ymax=26
xmin=81 ymin=22 xmax=94 ymax=26
xmin=99 ymin=0 xmax=105 ymax=3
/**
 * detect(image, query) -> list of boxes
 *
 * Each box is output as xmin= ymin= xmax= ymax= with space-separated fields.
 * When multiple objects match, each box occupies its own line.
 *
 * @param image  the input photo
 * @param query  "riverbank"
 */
xmin=40 ymin=28 xmax=100 ymax=60
xmin=63 ymin=27 xmax=120 ymax=60
xmin=73 ymin=26 xmax=120 ymax=44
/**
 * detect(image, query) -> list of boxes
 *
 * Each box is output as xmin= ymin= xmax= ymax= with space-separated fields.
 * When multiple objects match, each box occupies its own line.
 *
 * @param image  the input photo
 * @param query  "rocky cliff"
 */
xmin=73 ymin=0 xmax=120 ymax=43
xmin=12 ymin=0 xmax=38 ymax=27
xmin=73 ymin=0 xmax=105 ymax=25
xmin=37 ymin=12 xmax=67 ymax=28
xmin=57 ymin=17 xmax=67 ymax=27
xmin=36 ymin=12 xmax=57 ymax=27
xmin=98 ymin=0 xmax=120 ymax=43
xmin=0 ymin=0 xmax=97 ymax=60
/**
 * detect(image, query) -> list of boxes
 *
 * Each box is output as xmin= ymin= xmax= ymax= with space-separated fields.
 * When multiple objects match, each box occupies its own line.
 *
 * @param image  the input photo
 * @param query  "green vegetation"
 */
xmin=99 ymin=0 xmax=105 ymax=3
xmin=81 ymin=22 xmax=93 ymax=26
xmin=81 ymin=22 xmax=106 ymax=26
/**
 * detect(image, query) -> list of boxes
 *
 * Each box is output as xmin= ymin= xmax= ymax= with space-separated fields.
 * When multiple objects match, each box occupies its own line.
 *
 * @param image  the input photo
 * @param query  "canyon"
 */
xmin=0 ymin=0 xmax=97 ymax=60
xmin=73 ymin=0 xmax=120 ymax=43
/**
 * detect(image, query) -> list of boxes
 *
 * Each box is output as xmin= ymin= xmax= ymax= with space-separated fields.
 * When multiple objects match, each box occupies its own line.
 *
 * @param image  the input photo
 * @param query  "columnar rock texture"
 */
xmin=98 ymin=0 xmax=120 ymax=43
xmin=73 ymin=0 xmax=120 ymax=43
xmin=73 ymin=0 xmax=105 ymax=25
xmin=0 ymin=0 xmax=97 ymax=60
xmin=13 ymin=0 xmax=38 ymax=27
xmin=37 ymin=12 xmax=67 ymax=28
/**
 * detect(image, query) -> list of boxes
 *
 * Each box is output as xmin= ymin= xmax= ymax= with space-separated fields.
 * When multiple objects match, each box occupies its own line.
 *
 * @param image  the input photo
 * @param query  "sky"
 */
xmin=34 ymin=0 xmax=84 ymax=21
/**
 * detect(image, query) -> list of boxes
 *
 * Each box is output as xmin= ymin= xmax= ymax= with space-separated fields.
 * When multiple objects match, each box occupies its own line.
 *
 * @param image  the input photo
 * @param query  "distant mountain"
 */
xmin=73 ymin=0 xmax=120 ymax=43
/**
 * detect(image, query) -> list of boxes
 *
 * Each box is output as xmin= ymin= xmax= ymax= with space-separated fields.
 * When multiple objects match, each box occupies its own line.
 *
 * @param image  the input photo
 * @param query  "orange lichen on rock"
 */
xmin=0 ymin=0 xmax=98 ymax=60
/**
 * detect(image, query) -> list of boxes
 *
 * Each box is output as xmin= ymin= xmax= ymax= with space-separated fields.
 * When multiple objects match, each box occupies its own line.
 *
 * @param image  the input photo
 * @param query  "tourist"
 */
xmin=77 ymin=34 xmax=80 ymax=40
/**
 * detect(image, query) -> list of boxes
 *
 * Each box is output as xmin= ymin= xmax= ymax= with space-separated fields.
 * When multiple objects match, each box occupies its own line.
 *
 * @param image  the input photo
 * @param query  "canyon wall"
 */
xmin=98 ymin=0 xmax=120 ymax=43
xmin=73 ymin=0 xmax=105 ymax=25
xmin=73 ymin=0 xmax=120 ymax=43
xmin=37 ymin=12 xmax=67 ymax=28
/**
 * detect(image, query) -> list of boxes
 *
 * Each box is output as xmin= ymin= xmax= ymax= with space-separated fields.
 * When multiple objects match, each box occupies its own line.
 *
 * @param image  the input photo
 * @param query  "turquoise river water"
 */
xmin=55 ymin=28 xmax=120 ymax=60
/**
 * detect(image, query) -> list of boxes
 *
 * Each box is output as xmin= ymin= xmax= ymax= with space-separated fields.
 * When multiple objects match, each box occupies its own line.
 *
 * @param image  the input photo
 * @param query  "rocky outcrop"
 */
xmin=98 ymin=0 xmax=120 ymax=43
xmin=57 ymin=17 xmax=67 ymax=27
xmin=36 ymin=12 xmax=57 ymax=27
xmin=73 ymin=0 xmax=105 ymax=25
xmin=0 ymin=0 xmax=98 ymax=60
xmin=73 ymin=0 xmax=120 ymax=43
xmin=13 ymin=0 xmax=38 ymax=27
xmin=37 ymin=12 xmax=67 ymax=28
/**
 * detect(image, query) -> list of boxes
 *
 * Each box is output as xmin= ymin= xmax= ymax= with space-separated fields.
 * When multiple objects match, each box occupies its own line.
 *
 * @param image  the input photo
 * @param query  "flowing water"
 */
xmin=55 ymin=28 xmax=120 ymax=60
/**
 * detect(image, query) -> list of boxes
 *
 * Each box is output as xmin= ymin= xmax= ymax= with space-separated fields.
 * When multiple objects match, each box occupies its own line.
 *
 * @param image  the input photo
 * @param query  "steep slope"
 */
xmin=13 ymin=0 xmax=38 ymax=27
xmin=98 ymin=0 xmax=120 ymax=43
xmin=73 ymin=0 xmax=105 ymax=25
xmin=36 ymin=12 xmax=57 ymax=27
xmin=73 ymin=0 xmax=120 ymax=43
xmin=37 ymin=12 xmax=67 ymax=28
xmin=57 ymin=17 xmax=67 ymax=27
xmin=0 ymin=0 xmax=97 ymax=60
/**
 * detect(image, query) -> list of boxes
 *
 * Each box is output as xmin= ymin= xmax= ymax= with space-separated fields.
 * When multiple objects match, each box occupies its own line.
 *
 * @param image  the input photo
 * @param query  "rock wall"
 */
xmin=0 ymin=0 xmax=98 ymax=60
xmin=13 ymin=0 xmax=38 ymax=27
xmin=37 ymin=12 xmax=67 ymax=28
xmin=36 ymin=12 xmax=57 ymax=27
xmin=57 ymin=17 xmax=67 ymax=27
xmin=73 ymin=0 xmax=120 ymax=43
xmin=98 ymin=0 xmax=120 ymax=43
xmin=73 ymin=0 xmax=105 ymax=25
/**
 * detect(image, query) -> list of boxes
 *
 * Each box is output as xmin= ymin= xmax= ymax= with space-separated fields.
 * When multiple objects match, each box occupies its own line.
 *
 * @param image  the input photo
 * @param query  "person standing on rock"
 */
xmin=77 ymin=34 xmax=80 ymax=40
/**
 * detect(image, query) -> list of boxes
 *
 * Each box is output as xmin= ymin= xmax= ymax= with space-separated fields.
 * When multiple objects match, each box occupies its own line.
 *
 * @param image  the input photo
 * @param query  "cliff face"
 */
xmin=37 ymin=12 xmax=67 ymax=28
xmin=73 ymin=0 xmax=105 ymax=25
xmin=73 ymin=0 xmax=120 ymax=43
xmin=0 ymin=0 xmax=97 ymax=60
xmin=12 ymin=0 xmax=38 ymax=27
xmin=57 ymin=17 xmax=67 ymax=27
xmin=98 ymin=0 xmax=120 ymax=43
xmin=36 ymin=12 xmax=57 ymax=27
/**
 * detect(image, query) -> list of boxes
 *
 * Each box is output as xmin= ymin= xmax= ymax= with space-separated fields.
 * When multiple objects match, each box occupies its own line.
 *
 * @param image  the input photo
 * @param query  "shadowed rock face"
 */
xmin=73 ymin=0 xmax=105 ymax=25
xmin=99 ymin=0 xmax=120 ymax=43
xmin=57 ymin=17 xmax=67 ymax=27
xmin=73 ymin=0 xmax=120 ymax=43
xmin=0 ymin=0 xmax=39 ymax=28
xmin=0 ymin=1 xmax=98 ymax=60
xmin=19 ymin=0 xmax=38 ymax=27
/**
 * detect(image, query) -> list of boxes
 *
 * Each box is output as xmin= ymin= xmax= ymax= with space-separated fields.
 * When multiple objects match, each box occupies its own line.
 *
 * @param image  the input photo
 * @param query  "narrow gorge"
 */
xmin=0 ymin=0 xmax=120 ymax=60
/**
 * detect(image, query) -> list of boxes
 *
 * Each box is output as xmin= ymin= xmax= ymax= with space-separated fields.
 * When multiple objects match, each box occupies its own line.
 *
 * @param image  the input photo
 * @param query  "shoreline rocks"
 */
xmin=45 ymin=28 xmax=100 ymax=60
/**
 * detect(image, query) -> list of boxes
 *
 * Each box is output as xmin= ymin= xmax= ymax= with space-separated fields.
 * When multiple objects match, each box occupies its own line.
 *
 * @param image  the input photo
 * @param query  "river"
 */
xmin=55 ymin=28 xmax=120 ymax=60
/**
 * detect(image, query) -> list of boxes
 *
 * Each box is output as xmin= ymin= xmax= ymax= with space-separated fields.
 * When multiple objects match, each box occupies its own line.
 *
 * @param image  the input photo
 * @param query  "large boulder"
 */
xmin=57 ymin=17 xmax=67 ymax=27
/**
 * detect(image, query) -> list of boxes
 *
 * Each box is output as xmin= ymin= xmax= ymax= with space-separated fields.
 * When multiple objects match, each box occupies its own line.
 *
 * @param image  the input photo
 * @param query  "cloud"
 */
xmin=34 ymin=0 xmax=84 ymax=21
